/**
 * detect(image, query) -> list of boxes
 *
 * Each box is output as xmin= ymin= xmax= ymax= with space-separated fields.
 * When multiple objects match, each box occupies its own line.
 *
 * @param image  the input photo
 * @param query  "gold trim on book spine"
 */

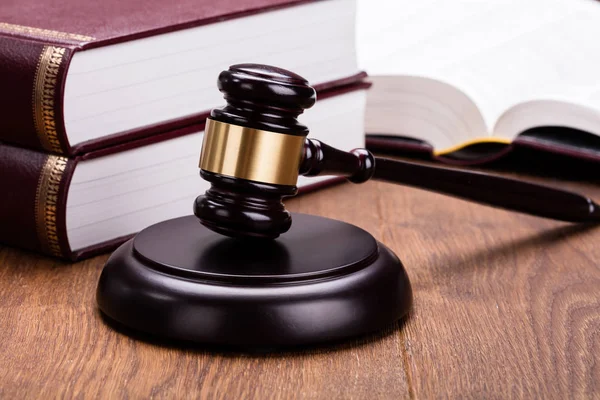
xmin=33 ymin=46 xmax=66 ymax=154
xmin=35 ymin=155 xmax=68 ymax=257
xmin=199 ymin=119 xmax=305 ymax=186
xmin=0 ymin=22 xmax=94 ymax=42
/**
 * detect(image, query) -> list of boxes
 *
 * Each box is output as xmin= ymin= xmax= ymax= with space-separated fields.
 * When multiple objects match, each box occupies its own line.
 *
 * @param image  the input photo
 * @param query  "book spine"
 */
xmin=0 ymin=34 xmax=74 ymax=155
xmin=0 ymin=144 xmax=75 ymax=258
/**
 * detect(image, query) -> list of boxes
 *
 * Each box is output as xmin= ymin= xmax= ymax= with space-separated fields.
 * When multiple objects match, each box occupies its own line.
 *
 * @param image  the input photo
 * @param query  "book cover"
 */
xmin=0 ymin=0 xmax=364 ymax=155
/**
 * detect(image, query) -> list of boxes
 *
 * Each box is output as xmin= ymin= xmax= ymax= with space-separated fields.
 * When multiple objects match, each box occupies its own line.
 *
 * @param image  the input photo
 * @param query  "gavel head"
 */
xmin=194 ymin=64 xmax=316 ymax=239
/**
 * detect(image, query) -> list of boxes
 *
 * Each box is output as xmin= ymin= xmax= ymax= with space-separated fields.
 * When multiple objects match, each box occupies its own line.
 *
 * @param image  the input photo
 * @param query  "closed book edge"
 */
xmin=0 ymin=81 xmax=370 ymax=261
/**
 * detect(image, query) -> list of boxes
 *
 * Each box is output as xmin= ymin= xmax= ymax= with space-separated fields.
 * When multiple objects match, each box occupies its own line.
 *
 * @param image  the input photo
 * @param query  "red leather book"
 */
xmin=0 ymin=81 xmax=370 ymax=260
xmin=0 ymin=0 xmax=363 ymax=155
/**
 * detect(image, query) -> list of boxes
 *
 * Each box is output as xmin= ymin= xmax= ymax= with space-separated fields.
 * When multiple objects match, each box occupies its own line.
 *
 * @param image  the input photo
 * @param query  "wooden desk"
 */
xmin=1 ymin=162 xmax=599 ymax=398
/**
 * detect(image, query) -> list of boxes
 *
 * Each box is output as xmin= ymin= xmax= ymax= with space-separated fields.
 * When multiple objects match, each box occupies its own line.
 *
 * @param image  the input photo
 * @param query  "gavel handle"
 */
xmin=300 ymin=139 xmax=600 ymax=223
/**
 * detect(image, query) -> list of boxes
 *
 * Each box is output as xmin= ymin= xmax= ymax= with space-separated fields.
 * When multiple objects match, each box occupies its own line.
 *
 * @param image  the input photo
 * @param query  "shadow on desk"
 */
xmin=425 ymin=222 xmax=600 ymax=282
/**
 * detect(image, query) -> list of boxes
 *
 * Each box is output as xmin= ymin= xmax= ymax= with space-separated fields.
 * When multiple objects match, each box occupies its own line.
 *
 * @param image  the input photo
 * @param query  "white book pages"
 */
xmin=357 ymin=0 xmax=600 ymax=146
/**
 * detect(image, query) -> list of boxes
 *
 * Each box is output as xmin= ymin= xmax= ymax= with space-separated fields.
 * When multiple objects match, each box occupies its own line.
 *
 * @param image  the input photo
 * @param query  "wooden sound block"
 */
xmin=96 ymin=213 xmax=412 ymax=348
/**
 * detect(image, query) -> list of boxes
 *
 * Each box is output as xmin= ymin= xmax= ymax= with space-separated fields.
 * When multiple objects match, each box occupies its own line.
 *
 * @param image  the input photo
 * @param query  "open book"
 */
xmin=357 ymin=0 xmax=600 ymax=164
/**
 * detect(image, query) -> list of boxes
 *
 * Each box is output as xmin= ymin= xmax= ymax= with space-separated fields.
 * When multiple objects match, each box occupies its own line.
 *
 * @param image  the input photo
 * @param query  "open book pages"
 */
xmin=357 ymin=0 xmax=600 ymax=156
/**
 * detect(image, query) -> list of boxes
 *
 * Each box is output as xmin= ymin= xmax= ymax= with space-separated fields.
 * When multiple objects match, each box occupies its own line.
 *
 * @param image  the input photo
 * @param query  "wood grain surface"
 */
xmin=1 ymin=159 xmax=600 ymax=399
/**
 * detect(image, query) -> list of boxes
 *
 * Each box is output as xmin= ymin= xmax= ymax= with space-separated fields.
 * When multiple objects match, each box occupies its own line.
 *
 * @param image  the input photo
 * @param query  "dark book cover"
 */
xmin=366 ymin=127 xmax=600 ymax=166
xmin=0 ymin=0 xmax=364 ymax=155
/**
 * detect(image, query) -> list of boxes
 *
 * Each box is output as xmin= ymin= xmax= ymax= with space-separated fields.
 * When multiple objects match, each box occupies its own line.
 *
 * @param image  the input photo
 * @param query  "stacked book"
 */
xmin=0 ymin=0 xmax=369 ymax=260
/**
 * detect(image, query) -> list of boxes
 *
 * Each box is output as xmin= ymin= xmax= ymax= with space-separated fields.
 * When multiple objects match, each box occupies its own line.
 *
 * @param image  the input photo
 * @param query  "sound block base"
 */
xmin=97 ymin=213 xmax=412 ymax=348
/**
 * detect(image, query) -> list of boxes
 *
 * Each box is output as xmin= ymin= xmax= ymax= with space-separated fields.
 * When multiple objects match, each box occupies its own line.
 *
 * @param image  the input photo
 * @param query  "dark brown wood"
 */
xmin=372 ymin=157 xmax=600 ymax=223
xmin=300 ymin=138 xmax=375 ymax=183
xmin=210 ymin=63 xmax=316 ymax=135
xmin=97 ymin=214 xmax=412 ymax=347
xmin=2 ymin=169 xmax=600 ymax=398
xmin=301 ymin=139 xmax=600 ymax=224
xmin=104 ymin=66 xmax=412 ymax=349
xmin=195 ymin=64 xmax=317 ymax=239
xmin=194 ymin=170 xmax=297 ymax=239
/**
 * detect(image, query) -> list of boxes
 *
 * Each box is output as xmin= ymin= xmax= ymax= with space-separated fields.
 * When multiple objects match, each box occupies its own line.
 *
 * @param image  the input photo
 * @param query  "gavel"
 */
xmin=97 ymin=63 xmax=600 ymax=348
xmin=195 ymin=63 xmax=600 ymax=239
